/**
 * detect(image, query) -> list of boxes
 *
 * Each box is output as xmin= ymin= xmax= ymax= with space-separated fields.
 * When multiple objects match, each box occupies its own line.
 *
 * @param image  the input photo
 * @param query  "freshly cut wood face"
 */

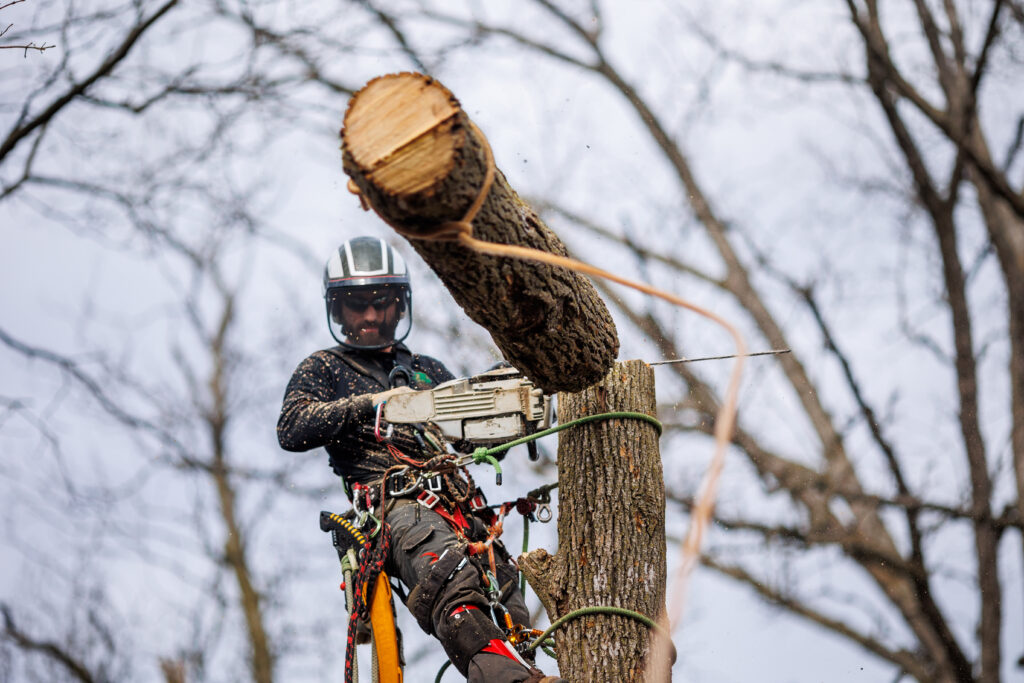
xmin=343 ymin=73 xmax=462 ymax=196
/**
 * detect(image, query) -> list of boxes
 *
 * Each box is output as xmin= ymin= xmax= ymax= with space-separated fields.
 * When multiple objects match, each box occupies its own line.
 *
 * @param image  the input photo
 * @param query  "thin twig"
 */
xmin=650 ymin=349 xmax=790 ymax=365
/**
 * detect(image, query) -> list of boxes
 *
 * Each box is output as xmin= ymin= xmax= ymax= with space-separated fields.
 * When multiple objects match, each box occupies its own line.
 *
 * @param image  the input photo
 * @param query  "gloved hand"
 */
xmin=371 ymin=385 xmax=415 ymax=407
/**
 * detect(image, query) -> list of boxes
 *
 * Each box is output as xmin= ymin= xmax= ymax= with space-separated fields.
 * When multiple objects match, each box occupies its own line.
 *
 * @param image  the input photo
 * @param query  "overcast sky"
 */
xmin=2 ymin=0 xmax=1022 ymax=681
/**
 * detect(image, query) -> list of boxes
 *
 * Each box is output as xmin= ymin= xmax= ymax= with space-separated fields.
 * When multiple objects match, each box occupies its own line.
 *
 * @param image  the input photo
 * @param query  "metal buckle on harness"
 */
xmin=469 ymin=494 xmax=487 ymax=511
xmin=422 ymin=474 xmax=443 ymax=492
xmin=387 ymin=469 xmax=416 ymax=497
xmin=417 ymin=490 xmax=440 ymax=509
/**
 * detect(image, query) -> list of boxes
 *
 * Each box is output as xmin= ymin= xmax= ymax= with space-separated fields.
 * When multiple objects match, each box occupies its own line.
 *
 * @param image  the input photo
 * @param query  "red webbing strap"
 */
xmin=344 ymin=521 xmax=392 ymax=683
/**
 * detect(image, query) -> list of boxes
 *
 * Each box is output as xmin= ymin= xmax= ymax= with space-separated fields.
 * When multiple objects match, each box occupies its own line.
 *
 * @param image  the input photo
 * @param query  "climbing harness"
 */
xmin=323 ymin=385 xmax=557 ymax=681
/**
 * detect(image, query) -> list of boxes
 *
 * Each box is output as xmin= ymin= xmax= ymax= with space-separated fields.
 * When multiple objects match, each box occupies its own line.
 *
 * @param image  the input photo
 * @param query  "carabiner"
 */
xmin=356 ymin=511 xmax=382 ymax=538
xmin=388 ymin=470 xmax=417 ymax=497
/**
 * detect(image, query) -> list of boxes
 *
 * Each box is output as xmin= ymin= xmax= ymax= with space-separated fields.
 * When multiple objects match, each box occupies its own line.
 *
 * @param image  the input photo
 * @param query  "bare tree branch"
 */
xmin=679 ymin=7 xmax=861 ymax=85
xmin=0 ymin=0 xmax=54 ymax=54
xmin=1002 ymin=115 xmax=1024 ymax=172
xmin=0 ymin=41 xmax=55 ymax=54
xmin=0 ymin=0 xmax=179 ymax=164
xmin=697 ymin=555 xmax=927 ymax=680
xmin=0 ymin=325 xmax=203 ymax=468
xmin=847 ymin=0 xmax=1024 ymax=219
xmin=795 ymin=285 xmax=911 ymax=494
xmin=351 ymin=0 xmax=429 ymax=73
xmin=534 ymin=200 xmax=723 ymax=288
xmin=1 ymin=604 xmax=97 ymax=683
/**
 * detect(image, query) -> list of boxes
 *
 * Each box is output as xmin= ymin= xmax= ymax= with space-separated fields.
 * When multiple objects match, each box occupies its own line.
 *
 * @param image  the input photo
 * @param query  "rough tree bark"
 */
xmin=340 ymin=72 xmax=618 ymax=393
xmin=520 ymin=360 xmax=666 ymax=682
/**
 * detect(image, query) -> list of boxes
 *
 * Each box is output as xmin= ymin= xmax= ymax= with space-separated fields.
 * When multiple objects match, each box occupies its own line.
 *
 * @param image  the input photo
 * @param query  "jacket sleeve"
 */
xmin=277 ymin=352 xmax=374 ymax=452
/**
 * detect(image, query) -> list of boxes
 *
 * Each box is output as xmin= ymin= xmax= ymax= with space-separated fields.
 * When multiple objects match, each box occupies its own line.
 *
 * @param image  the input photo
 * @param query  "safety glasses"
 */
xmin=341 ymin=293 xmax=399 ymax=313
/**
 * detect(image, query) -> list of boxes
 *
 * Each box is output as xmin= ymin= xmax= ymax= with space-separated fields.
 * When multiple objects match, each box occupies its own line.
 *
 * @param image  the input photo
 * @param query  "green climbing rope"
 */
xmin=471 ymin=410 xmax=662 ymax=462
xmin=520 ymin=515 xmax=530 ymax=597
xmin=432 ymin=605 xmax=667 ymax=682
xmin=523 ymin=605 xmax=668 ymax=653
xmin=470 ymin=451 xmax=503 ymax=481
xmin=434 ymin=660 xmax=453 ymax=682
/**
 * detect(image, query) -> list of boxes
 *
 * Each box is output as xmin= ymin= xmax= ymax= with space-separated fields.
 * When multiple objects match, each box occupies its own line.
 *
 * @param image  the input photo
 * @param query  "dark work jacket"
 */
xmin=277 ymin=343 xmax=455 ymax=487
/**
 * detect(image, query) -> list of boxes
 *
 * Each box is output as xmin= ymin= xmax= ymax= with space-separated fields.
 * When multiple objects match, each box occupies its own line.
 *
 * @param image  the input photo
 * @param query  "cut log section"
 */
xmin=341 ymin=72 xmax=619 ymax=394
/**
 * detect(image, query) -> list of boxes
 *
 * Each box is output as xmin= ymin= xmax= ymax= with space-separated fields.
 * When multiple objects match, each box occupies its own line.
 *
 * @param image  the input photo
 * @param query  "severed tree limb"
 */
xmin=475 ymin=4 xmax=858 ymax=475
xmin=340 ymin=72 xmax=618 ymax=393
xmin=417 ymin=8 xmax=873 ymax=484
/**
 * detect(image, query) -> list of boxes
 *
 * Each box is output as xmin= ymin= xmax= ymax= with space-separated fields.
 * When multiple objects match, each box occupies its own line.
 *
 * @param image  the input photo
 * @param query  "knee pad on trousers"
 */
xmin=438 ymin=605 xmax=506 ymax=677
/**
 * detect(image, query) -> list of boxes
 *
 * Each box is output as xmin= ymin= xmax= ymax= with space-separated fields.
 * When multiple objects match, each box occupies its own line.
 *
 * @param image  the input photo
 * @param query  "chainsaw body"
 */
xmin=383 ymin=367 xmax=551 ymax=445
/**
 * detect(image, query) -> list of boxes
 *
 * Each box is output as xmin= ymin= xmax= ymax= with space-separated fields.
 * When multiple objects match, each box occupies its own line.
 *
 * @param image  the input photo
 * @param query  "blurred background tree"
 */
xmin=1 ymin=1 xmax=1021 ymax=681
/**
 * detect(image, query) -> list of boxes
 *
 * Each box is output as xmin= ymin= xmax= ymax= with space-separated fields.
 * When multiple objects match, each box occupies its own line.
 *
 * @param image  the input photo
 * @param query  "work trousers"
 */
xmin=385 ymin=498 xmax=536 ymax=682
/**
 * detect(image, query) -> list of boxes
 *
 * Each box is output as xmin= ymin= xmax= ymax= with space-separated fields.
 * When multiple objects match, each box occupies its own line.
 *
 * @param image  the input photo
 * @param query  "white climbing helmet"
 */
xmin=322 ymin=236 xmax=413 ymax=350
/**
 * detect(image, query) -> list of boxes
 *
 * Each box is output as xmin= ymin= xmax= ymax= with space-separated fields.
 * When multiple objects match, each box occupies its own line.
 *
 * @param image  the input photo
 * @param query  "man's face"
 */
xmin=337 ymin=287 xmax=402 ymax=347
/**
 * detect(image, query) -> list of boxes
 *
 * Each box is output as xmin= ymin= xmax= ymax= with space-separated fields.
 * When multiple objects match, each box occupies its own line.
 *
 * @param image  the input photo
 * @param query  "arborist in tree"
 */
xmin=278 ymin=236 xmax=563 ymax=683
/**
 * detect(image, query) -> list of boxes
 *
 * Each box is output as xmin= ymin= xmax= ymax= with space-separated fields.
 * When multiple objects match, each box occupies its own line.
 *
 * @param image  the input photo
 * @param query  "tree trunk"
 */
xmin=520 ymin=360 xmax=666 ymax=682
xmin=340 ymin=72 xmax=618 ymax=393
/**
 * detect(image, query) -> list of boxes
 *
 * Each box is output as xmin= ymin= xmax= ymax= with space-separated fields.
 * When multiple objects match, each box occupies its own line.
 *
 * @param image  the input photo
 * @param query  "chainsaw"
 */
xmin=382 ymin=366 xmax=551 ymax=458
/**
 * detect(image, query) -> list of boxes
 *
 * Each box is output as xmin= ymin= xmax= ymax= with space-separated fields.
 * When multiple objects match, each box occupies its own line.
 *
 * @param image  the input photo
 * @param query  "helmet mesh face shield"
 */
xmin=323 ymin=237 xmax=413 ymax=350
